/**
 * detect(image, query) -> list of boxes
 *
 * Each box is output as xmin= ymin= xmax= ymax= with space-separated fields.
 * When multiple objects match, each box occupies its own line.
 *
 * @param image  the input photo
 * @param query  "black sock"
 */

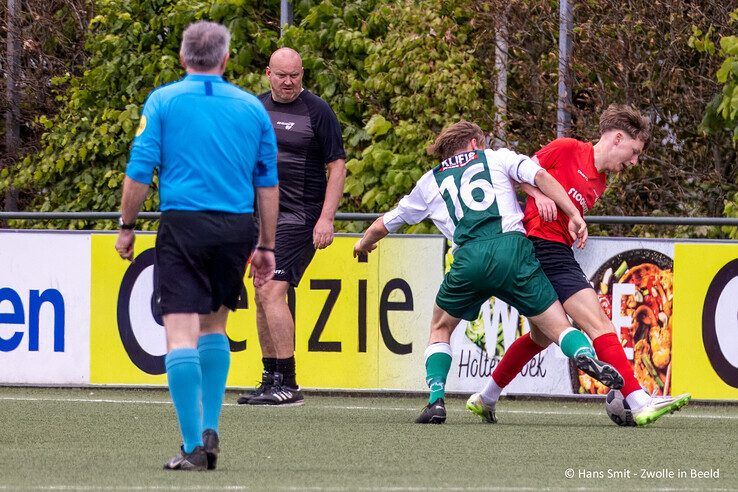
xmin=262 ymin=357 xmax=278 ymax=374
xmin=277 ymin=357 xmax=297 ymax=388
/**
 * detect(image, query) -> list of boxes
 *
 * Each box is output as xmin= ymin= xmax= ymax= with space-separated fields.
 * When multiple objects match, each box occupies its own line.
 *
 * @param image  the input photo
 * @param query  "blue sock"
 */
xmin=165 ymin=348 xmax=203 ymax=453
xmin=198 ymin=333 xmax=231 ymax=432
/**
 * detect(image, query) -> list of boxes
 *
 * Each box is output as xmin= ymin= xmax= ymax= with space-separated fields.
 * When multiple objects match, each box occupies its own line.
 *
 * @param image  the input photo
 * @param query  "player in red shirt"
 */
xmin=466 ymin=105 xmax=691 ymax=426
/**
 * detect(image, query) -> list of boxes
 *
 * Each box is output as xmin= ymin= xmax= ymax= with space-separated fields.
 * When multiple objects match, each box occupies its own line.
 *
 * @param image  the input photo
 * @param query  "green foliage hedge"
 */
xmin=695 ymin=9 xmax=738 ymax=238
xmin=282 ymin=0 xmax=490 ymax=233
xmin=4 ymin=0 xmax=737 ymax=238
xmin=5 ymin=0 xmax=487 ymax=232
xmin=3 ymin=0 xmax=280 ymax=229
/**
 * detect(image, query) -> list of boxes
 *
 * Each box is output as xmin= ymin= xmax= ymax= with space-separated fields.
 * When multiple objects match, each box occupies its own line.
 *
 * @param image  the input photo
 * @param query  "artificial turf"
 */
xmin=0 ymin=387 xmax=735 ymax=490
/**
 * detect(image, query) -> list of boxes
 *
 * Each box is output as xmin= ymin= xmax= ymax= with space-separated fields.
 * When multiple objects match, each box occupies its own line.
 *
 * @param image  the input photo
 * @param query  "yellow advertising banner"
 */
xmin=672 ymin=243 xmax=738 ymax=400
xmin=90 ymin=234 xmax=444 ymax=390
xmin=91 ymin=233 xmax=167 ymax=385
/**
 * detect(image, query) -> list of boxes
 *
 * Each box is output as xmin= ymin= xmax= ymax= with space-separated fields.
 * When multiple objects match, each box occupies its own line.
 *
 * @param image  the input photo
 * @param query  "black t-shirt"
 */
xmin=258 ymin=89 xmax=346 ymax=224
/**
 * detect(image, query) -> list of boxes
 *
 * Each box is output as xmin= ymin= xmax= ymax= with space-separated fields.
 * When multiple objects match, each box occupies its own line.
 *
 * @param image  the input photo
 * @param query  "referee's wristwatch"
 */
xmin=118 ymin=216 xmax=136 ymax=230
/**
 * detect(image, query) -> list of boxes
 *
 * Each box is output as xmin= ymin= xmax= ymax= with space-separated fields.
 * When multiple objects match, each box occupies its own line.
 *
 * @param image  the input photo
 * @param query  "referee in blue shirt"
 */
xmin=115 ymin=21 xmax=279 ymax=471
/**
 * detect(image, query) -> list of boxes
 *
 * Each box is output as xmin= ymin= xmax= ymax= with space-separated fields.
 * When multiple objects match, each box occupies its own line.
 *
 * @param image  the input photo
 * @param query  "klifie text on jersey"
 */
xmin=439 ymin=151 xmax=477 ymax=171
xmin=568 ymin=187 xmax=589 ymax=214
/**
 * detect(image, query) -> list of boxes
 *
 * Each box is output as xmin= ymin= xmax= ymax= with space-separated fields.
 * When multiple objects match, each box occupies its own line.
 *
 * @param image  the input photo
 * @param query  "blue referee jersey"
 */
xmin=126 ymin=74 xmax=279 ymax=213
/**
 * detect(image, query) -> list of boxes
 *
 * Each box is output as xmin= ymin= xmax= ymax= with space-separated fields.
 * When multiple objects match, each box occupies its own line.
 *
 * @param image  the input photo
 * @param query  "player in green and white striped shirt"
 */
xmin=354 ymin=121 xmax=623 ymax=423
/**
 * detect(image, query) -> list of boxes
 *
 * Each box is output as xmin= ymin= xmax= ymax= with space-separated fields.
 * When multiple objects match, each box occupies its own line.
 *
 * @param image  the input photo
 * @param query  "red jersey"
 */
xmin=523 ymin=138 xmax=607 ymax=246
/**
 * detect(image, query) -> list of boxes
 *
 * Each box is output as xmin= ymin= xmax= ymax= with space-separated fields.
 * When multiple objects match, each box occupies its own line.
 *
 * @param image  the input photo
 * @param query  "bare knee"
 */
xmin=256 ymin=281 xmax=289 ymax=309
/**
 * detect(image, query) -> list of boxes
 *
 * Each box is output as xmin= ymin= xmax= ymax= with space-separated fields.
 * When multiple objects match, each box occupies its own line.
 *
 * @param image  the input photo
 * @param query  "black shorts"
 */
xmin=530 ymin=236 xmax=591 ymax=304
xmin=155 ymin=211 xmax=255 ymax=315
xmin=270 ymin=213 xmax=317 ymax=287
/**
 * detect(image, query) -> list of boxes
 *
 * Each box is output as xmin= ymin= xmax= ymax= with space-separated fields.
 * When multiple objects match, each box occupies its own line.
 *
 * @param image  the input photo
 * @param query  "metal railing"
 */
xmin=1 ymin=211 xmax=738 ymax=226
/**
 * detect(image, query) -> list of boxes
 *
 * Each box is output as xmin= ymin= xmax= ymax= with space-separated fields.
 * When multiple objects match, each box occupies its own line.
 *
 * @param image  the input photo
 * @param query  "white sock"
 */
xmin=625 ymin=389 xmax=651 ymax=410
xmin=480 ymin=377 xmax=502 ymax=405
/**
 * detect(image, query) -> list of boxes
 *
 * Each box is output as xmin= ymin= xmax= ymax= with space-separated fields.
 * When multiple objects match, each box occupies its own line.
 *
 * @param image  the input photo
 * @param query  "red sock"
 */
xmin=491 ymin=333 xmax=545 ymax=387
xmin=593 ymin=332 xmax=642 ymax=397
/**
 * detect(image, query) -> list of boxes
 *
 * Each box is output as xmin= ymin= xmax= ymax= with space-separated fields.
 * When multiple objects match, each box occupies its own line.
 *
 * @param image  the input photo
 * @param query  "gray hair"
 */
xmin=180 ymin=21 xmax=231 ymax=71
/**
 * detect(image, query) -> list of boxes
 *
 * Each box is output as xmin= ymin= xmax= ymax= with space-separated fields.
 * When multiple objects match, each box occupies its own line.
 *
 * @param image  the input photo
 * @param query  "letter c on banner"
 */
xmin=117 ymin=248 xmax=166 ymax=375
xmin=702 ymin=259 xmax=738 ymax=388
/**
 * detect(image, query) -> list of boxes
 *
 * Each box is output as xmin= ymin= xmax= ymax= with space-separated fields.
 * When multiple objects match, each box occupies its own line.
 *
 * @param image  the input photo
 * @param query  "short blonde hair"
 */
xmin=427 ymin=121 xmax=486 ymax=160
xmin=599 ymin=104 xmax=651 ymax=147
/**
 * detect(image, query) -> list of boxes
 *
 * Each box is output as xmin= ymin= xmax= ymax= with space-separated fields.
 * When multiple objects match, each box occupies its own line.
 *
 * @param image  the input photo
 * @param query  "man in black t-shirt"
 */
xmin=238 ymin=47 xmax=346 ymax=406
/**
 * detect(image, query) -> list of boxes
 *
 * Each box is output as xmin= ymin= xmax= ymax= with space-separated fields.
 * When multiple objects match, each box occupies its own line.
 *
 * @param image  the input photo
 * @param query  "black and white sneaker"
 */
xmin=202 ymin=429 xmax=220 ymax=470
xmin=415 ymin=398 xmax=447 ymax=424
xmin=574 ymin=354 xmax=624 ymax=390
xmin=237 ymin=371 xmax=274 ymax=405
xmin=163 ymin=445 xmax=208 ymax=471
xmin=248 ymin=372 xmax=305 ymax=407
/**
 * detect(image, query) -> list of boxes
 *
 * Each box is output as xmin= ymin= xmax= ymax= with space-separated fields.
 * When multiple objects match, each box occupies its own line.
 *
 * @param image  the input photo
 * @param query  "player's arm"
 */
xmin=353 ymin=216 xmax=389 ymax=257
xmin=519 ymin=156 xmax=558 ymax=222
xmin=119 ymin=178 xmax=149 ymax=226
xmin=312 ymin=98 xmax=347 ymax=250
xmin=250 ymin=111 xmax=280 ymax=287
xmin=353 ymin=174 xmax=432 ymax=257
xmin=251 ymin=185 xmax=279 ymax=288
xmin=533 ymin=169 xmax=588 ymax=248
xmin=314 ymin=158 xmax=347 ymax=250
xmin=115 ymin=177 xmax=150 ymax=261
xmin=116 ymin=92 xmax=161 ymax=262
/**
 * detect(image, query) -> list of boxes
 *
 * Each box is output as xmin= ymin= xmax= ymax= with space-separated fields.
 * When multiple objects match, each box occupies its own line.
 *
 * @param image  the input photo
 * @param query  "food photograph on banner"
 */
xmin=576 ymin=241 xmax=674 ymax=397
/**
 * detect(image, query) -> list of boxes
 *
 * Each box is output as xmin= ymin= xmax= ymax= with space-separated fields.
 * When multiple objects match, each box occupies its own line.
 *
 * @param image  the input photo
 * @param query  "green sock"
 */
xmin=424 ymin=343 xmax=452 ymax=404
xmin=558 ymin=328 xmax=595 ymax=358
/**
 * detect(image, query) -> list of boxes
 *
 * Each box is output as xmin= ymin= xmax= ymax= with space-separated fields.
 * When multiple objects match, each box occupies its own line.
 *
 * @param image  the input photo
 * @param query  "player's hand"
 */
xmin=313 ymin=217 xmax=334 ymax=250
xmin=249 ymin=249 xmax=276 ymax=288
xmin=535 ymin=195 xmax=558 ymax=222
xmin=115 ymin=230 xmax=136 ymax=261
xmin=353 ymin=238 xmax=377 ymax=258
xmin=568 ymin=214 xmax=588 ymax=249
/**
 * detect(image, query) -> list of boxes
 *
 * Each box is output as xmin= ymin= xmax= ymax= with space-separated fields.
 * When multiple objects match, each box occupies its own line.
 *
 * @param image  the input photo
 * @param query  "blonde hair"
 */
xmin=599 ymin=104 xmax=651 ymax=147
xmin=427 ymin=121 xmax=486 ymax=160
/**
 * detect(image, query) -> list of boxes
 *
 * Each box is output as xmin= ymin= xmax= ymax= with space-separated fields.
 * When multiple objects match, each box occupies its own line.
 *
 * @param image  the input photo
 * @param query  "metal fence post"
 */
xmin=280 ymin=0 xmax=293 ymax=37
xmin=557 ymin=0 xmax=573 ymax=138
xmin=494 ymin=7 xmax=509 ymax=148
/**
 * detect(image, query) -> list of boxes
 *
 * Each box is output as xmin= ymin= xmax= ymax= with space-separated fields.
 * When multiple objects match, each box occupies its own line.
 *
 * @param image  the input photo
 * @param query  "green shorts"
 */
xmin=436 ymin=232 xmax=558 ymax=321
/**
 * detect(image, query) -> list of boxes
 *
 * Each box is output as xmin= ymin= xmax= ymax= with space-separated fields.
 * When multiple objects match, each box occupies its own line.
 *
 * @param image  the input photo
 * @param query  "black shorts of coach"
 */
xmin=529 ymin=236 xmax=592 ymax=303
xmin=271 ymin=213 xmax=317 ymax=287
xmin=155 ymin=211 xmax=255 ymax=315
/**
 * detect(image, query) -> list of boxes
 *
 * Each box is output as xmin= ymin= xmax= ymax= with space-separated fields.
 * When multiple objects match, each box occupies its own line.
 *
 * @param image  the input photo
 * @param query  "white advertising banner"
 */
xmin=446 ymin=237 xmax=675 ymax=397
xmin=0 ymin=232 xmax=91 ymax=384
xmin=446 ymin=300 xmax=572 ymax=396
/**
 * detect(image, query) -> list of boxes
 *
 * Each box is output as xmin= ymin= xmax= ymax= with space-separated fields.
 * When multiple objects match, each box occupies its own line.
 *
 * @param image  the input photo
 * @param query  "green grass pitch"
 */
xmin=1 ymin=387 xmax=736 ymax=490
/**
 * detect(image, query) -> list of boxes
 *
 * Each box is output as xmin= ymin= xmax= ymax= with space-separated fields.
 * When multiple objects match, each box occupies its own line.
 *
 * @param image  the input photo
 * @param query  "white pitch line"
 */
xmin=0 ymin=487 xmax=730 ymax=492
xmin=319 ymin=405 xmax=738 ymax=420
xmin=0 ymin=487 xmax=545 ymax=491
xmin=0 ymin=396 xmax=736 ymax=420
xmin=0 ymin=396 xmax=172 ymax=405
